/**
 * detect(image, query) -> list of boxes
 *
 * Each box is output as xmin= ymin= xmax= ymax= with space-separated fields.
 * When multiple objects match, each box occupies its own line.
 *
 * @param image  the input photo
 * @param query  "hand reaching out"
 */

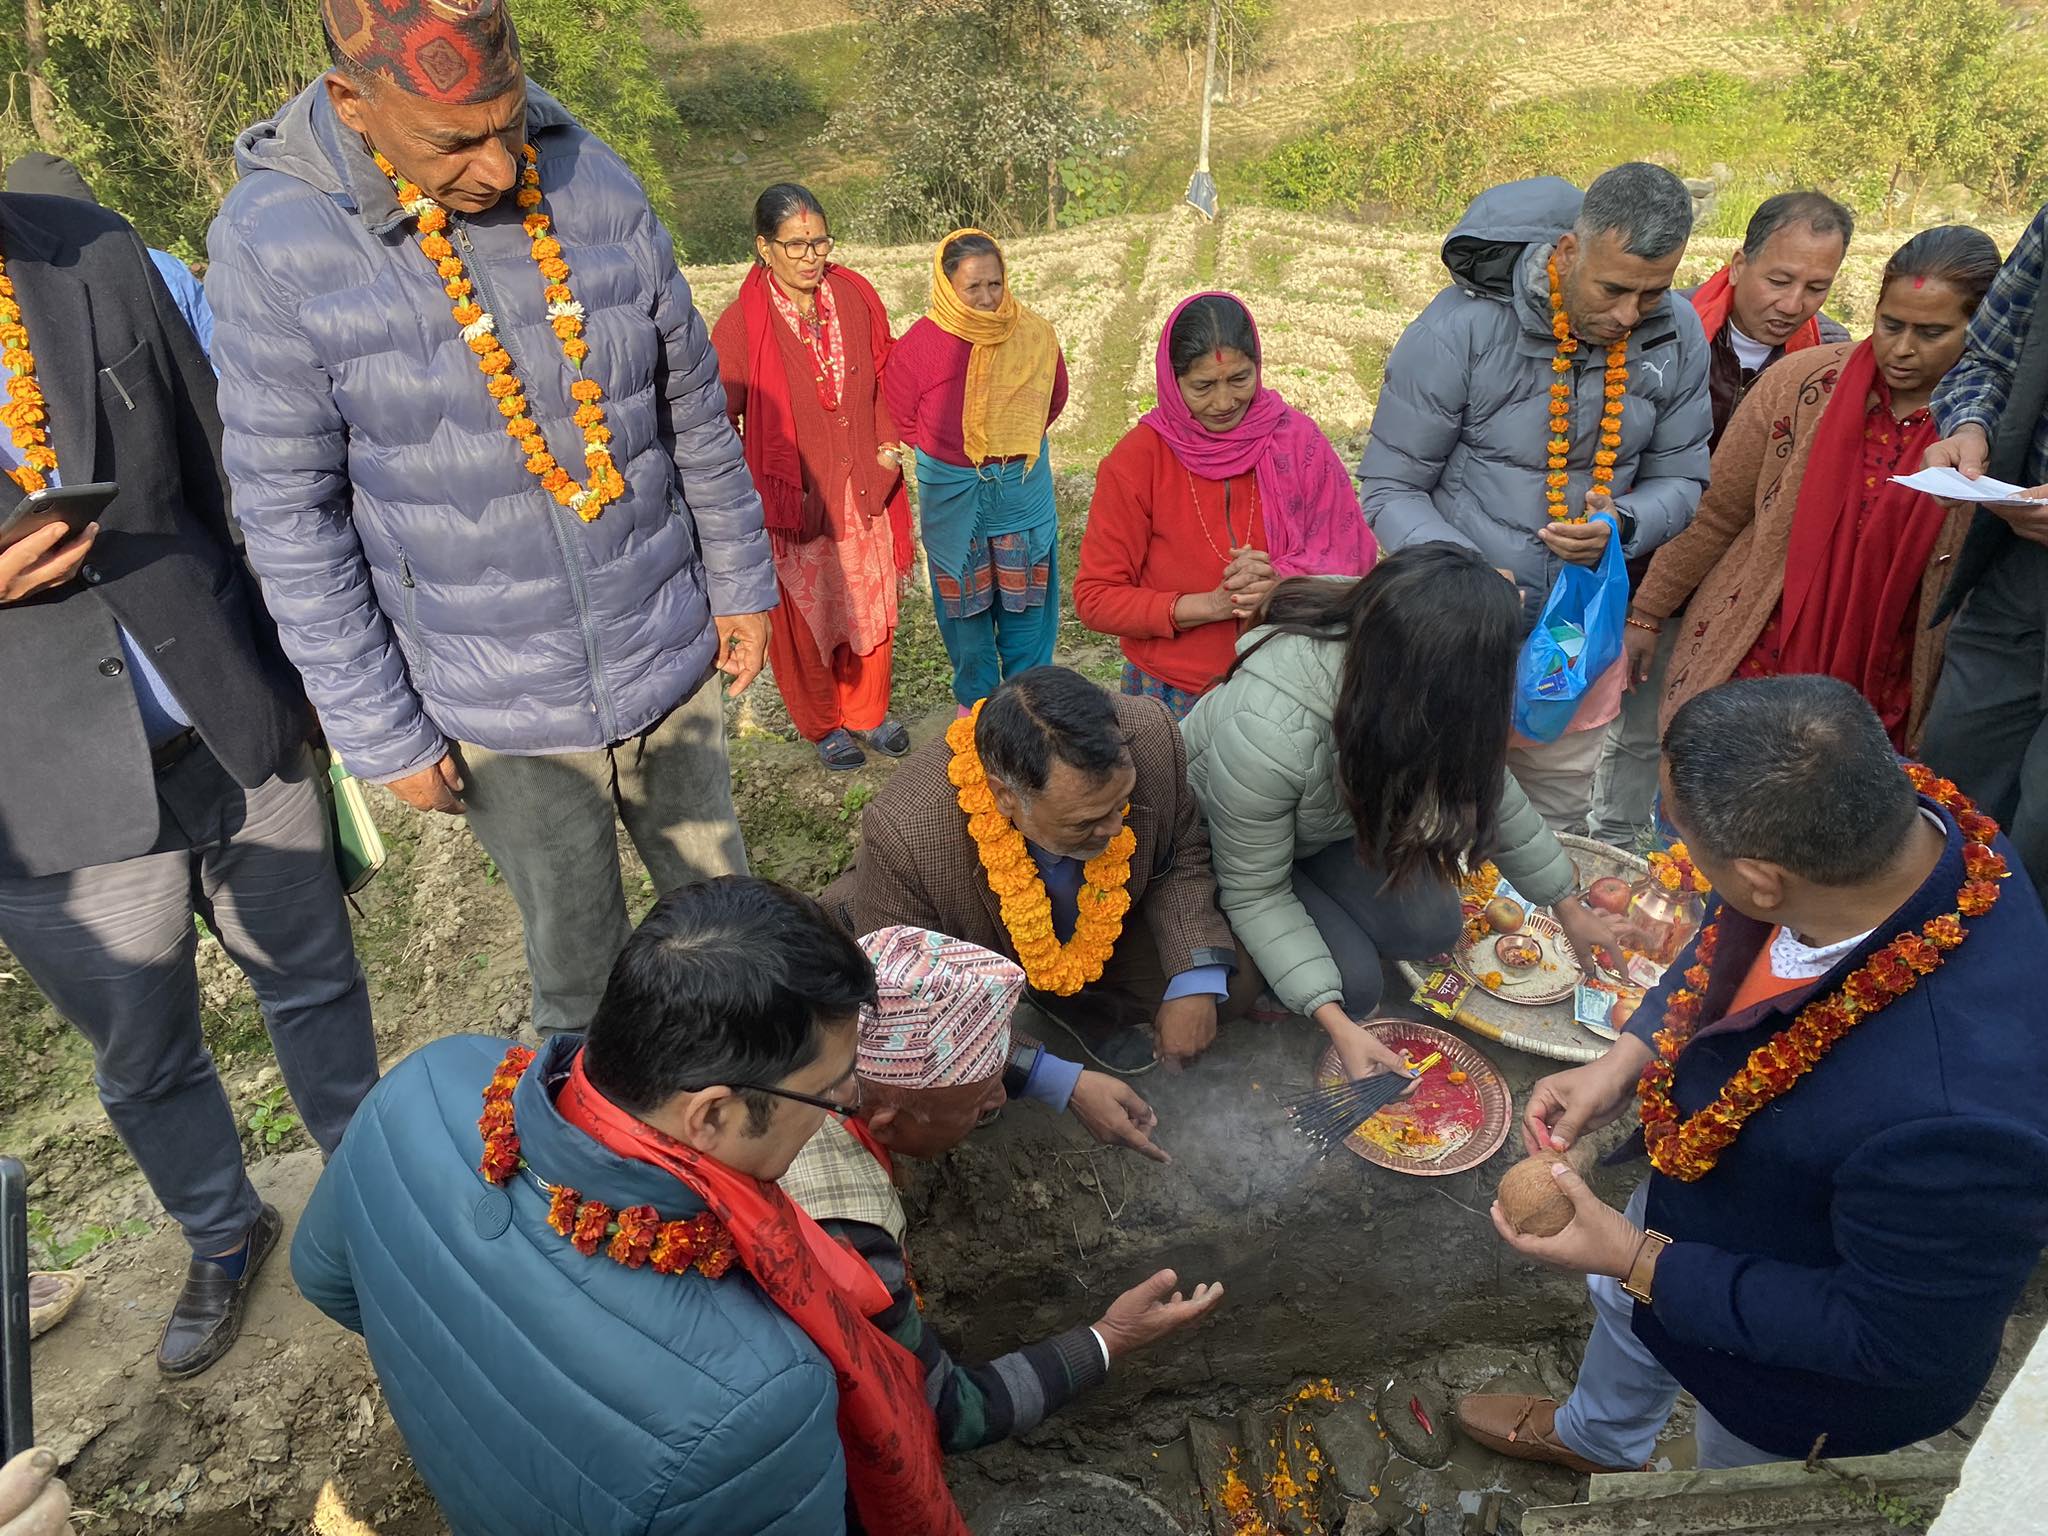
xmin=1068 ymin=1070 xmax=1169 ymax=1163
xmin=1093 ymin=1268 xmax=1225 ymax=1362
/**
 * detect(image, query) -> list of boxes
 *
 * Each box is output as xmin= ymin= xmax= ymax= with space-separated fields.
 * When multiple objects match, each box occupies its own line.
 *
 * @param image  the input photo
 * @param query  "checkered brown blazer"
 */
xmin=822 ymin=693 xmax=1237 ymax=977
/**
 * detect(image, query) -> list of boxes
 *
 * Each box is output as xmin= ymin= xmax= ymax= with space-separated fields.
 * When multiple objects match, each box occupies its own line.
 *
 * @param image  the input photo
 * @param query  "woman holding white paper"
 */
xmin=1627 ymin=226 xmax=2001 ymax=751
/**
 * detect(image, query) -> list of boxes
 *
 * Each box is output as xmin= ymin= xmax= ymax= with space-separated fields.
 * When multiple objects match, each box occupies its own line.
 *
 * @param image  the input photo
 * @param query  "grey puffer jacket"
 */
xmin=1358 ymin=178 xmax=1712 ymax=632
xmin=1182 ymin=627 xmax=1575 ymax=1019
xmin=206 ymin=83 xmax=773 ymax=781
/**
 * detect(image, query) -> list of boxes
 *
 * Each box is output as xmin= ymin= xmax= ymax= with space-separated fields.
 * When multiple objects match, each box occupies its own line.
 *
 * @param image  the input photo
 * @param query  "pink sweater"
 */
xmin=882 ymin=317 xmax=1069 ymax=467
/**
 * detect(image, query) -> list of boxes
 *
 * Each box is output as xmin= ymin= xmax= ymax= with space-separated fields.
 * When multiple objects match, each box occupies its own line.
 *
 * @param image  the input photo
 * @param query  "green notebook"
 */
xmin=321 ymin=754 xmax=387 ymax=896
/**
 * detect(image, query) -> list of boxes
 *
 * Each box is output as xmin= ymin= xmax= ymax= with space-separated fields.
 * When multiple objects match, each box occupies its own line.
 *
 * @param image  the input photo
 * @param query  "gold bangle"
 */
xmin=1625 ymin=616 xmax=1661 ymax=635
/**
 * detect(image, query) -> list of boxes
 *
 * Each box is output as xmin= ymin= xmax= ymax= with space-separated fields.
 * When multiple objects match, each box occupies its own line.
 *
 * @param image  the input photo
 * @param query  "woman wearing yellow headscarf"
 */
xmin=884 ymin=230 xmax=1070 ymax=708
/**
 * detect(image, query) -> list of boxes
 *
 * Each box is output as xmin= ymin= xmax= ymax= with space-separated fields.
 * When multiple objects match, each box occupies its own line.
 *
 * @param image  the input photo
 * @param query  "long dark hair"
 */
xmin=1878 ymin=224 xmax=2001 ymax=314
xmin=1238 ymin=545 xmax=1520 ymax=886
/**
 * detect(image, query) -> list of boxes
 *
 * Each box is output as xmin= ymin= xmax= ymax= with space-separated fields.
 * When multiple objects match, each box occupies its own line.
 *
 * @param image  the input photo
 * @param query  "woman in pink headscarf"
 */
xmin=1076 ymin=292 xmax=1377 ymax=719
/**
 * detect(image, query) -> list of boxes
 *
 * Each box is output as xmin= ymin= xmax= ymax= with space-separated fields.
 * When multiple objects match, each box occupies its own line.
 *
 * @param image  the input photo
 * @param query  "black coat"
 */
xmin=0 ymin=192 xmax=304 ymax=879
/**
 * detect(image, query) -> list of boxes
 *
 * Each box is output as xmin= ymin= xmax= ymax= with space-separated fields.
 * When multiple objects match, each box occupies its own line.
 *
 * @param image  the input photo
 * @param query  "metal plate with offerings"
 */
xmin=1399 ymin=834 xmax=1651 ymax=1063
xmin=1311 ymin=1021 xmax=1512 ymax=1177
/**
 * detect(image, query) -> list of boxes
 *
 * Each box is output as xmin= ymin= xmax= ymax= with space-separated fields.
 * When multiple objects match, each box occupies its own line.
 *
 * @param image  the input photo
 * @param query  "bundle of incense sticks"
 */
xmin=1284 ymin=1053 xmax=1443 ymax=1155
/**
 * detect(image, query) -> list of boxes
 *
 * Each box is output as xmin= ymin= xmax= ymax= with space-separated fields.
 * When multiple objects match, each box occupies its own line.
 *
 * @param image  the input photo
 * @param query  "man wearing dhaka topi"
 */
xmin=207 ymin=0 xmax=773 ymax=1035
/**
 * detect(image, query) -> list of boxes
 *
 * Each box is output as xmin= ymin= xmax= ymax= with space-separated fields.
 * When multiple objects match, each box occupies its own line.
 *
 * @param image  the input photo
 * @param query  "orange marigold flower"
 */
xmin=547 ymin=1185 xmax=580 ymax=1237
xmin=571 ymin=379 xmax=605 ymax=403
xmin=504 ymin=417 xmax=536 ymax=441
xmin=552 ymin=315 xmax=583 ymax=341
xmin=570 ymin=1199 xmax=614 ymax=1257
xmin=420 ymin=234 xmax=454 ymax=261
xmin=608 ymin=1205 xmax=661 ymax=1268
xmin=530 ymin=237 xmax=564 ymax=262
xmin=525 ymin=451 xmax=558 ymax=477
xmin=1963 ymin=841 xmax=2007 ymax=880
xmin=572 ymin=402 xmax=606 ymax=429
xmin=541 ymin=468 xmax=572 ymax=493
xmin=1959 ymin=881 xmax=1999 ymax=917
xmin=498 ymin=395 xmax=529 ymax=419
xmin=437 ymin=257 xmax=466 ymax=280
xmin=479 ymin=352 xmax=513 ymax=376
xmin=516 ymin=187 xmax=544 ymax=210
xmin=1924 ymin=913 xmax=1966 ymax=949
xmin=539 ymin=258 xmax=570 ymax=282
xmin=444 ymin=279 xmax=474 ymax=301
xmin=563 ymin=338 xmax=590 ymax=363
xmin=523 ymin=215 xmax=550 ymax=238
xmin=468 ymin=334 xmax=498 ymax=356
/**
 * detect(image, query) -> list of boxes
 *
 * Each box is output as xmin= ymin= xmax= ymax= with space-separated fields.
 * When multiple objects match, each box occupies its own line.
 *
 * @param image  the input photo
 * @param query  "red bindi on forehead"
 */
xmin=1912 ymin=276 xmax=1928 ymax=289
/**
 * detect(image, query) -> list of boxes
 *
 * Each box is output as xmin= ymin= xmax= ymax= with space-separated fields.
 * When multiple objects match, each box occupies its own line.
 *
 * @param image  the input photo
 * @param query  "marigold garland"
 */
xmin=1646 ymin=841 xmax=1711 ymax=896
xmin=1458 ymin=861 xmax=1502 ymax=949
xmin=1545 ymin=257 xmax=1630 ymax=523
xmin=374 ymin=146 xmax=626 ymax=522
xmin=475 ymin=1042 xmax=736 ymax=1278
xmin=1637 ymin=764 xmax=2007 ymax=1181
xmin=947 ymin=700 xmax=1136 ymax=996
xmin=0 ymin=249 xmax=59 ymax=495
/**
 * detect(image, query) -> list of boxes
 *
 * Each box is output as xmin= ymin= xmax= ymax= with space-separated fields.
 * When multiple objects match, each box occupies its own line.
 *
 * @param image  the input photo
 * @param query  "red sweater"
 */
xmin=1075 ymin=422 xmax=1266 ymax=696
xmin=882 ymin=317 xmax=1070 ymax=467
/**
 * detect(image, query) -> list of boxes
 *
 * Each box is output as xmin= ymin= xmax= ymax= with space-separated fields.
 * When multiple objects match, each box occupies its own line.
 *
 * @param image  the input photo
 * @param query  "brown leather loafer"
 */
xmin=1455 ymin=1393 xmax=1632 ymax=1475
xmin=157 ymin=1204 xmax=281 ymax=1379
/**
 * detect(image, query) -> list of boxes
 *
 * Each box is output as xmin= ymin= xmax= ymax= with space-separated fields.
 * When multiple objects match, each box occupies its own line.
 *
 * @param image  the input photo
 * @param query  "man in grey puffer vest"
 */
xmin=1360 ymin=164 xmax=1711 ymax=834
xmin=208 ymin=0 xmax=774 ymax=1035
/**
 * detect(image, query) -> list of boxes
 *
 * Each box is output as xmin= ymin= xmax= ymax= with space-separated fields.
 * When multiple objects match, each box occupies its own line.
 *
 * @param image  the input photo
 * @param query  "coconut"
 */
xmin=1497 ymin=1156 xmax=1576 ymax=1237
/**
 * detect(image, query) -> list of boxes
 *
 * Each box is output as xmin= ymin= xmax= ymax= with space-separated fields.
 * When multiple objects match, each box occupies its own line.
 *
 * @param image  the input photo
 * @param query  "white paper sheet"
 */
xmin=1890 ymin=467 xmax=2042 ymax=502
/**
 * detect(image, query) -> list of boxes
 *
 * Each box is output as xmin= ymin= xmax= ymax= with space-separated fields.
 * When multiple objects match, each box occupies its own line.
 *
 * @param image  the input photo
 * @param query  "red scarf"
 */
xmin=557 ymin=1050 xmax=967 ymax=1536
xmin=739 ymin=264 xmax=908 ymax=558
xmin=1689 ymin=265 xmax=1825 ymax=352
xmin=1775 ymin=339 xmax=1944 ymax=747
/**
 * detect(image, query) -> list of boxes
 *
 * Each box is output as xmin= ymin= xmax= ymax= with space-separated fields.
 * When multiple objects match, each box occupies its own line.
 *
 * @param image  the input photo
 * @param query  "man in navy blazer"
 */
xmin=1462 ymin=675 xmax=2048 ymax=1470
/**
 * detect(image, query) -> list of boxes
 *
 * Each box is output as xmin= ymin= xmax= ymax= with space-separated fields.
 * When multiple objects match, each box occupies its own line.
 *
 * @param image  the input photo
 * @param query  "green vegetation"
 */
xmin=1259 ymin=1 xmax=2048 ymax=233
xmin=0 ymin=0 xmax=699 ymax=258
xmin=1788 ymin=0 xmax=2048 ymax=215
xmin=27 ymin=1208 xmax=150 ymax=1270
xmin=244 ymin=1084 xmax=304 ymax=1151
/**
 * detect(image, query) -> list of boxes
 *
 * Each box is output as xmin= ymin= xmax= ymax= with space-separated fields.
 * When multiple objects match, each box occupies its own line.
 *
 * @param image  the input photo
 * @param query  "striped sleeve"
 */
xmin=823 ymin=1218 xmax=1108 ymax=1453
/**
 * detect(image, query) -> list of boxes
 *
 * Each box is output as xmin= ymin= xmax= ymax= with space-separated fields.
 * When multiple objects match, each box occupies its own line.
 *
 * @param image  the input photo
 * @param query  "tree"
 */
xmin=1143 ymin=0 xmax=1272 ymax=102
xmin=841 ymin=0 xmax=1145 ymax=238
xmin=0 ymin=0 xmax=699 ymax=259
xmin=1790 ymin=0 xmax=2048 ymax=216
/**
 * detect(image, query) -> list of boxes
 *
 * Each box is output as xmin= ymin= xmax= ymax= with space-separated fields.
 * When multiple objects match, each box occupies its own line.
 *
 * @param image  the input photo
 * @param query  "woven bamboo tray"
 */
xmin=1396 ymin=834 xmax=1649 ymax=1064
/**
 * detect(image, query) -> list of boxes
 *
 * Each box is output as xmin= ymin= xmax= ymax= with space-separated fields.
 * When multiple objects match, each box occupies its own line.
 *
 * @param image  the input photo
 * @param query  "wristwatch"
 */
xmin=1001 ymin=1040 xmax=1044 ymax=1100
xmin=1623 ymin=1229 xmax=1671 ymax=1305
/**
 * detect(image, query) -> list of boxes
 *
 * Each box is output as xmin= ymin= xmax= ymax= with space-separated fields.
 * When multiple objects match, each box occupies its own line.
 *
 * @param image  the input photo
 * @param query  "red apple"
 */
xmin=1585 ymin=876 xmax=1633 ymax=916
xmin=1484 ymin=896 xmax=1525 ymax=934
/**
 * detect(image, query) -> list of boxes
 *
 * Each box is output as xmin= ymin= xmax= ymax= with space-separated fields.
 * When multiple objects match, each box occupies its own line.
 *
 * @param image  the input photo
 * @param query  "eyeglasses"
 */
xmin=769 ymin=236 xmax=835 ymax=260
xmin=733 ymin=1076 xmax=862 ymax=1116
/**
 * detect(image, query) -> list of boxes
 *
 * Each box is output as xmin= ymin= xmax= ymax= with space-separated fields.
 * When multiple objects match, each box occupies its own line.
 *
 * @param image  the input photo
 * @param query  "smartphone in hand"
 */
xmin=0 ymin=483 xmax=117 ymax=553
xmin=0 ymin=1157 xmax=31 ymax=1463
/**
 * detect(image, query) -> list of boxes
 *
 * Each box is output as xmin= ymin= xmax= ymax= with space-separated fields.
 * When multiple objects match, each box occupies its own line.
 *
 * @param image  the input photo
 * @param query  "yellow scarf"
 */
xmin=926 ymin=228 xmax=1061 ymax=467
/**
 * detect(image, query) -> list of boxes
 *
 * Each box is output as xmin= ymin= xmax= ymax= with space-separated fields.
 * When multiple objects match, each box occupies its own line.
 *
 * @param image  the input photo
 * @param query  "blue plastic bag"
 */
xmin=1513 ymin=520 xmax=1628 ymax=743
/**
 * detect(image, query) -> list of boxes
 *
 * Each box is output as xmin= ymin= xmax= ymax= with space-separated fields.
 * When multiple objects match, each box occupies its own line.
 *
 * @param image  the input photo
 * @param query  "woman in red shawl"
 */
xmin=1631 ymin=227 xmax=2002 ymax=752
xmin=1076 ymin=292 xmax=1377 ymax=720
xmin=713 ymin=185 xmax=914 ymax=770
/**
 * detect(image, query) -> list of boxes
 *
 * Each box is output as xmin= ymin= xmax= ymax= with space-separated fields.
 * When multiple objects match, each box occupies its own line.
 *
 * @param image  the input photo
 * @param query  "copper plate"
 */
xmin=1313 ymin=1021 xmax=1513 ymax=1178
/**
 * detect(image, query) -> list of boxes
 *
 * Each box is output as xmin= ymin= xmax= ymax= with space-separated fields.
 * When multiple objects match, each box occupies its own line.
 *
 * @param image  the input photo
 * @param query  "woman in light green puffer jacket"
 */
xmin=1183 ymin=545 xmax=1630 ymax=1081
